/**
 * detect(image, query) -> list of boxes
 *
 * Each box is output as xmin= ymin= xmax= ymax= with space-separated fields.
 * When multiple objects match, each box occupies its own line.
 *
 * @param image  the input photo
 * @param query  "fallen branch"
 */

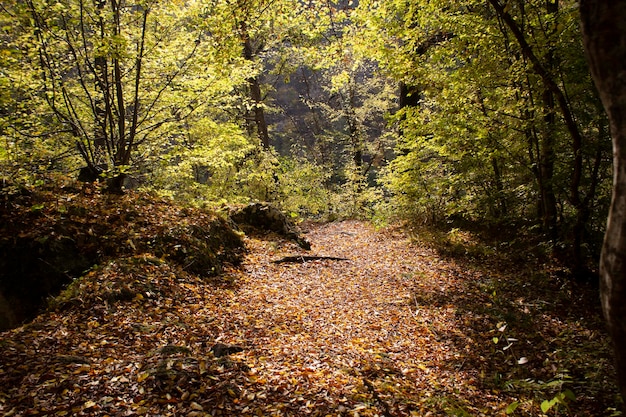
xmin=272 ymin=255 xmax=349 ymax=264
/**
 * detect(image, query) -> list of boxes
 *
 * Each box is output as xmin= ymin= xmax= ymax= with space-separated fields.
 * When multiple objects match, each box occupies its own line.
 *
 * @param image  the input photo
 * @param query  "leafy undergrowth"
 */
xmin=0 ymin=183 xmax=244 ymax=276
xmin=0 ymin=183 xmax=244 ymax=328
xmin=0 ymin=218 xmax=621 ymax=416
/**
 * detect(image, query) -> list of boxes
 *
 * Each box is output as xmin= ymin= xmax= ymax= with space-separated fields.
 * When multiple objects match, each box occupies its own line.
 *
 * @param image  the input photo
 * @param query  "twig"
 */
xmin=272 ymin=255 xmax=349 ymax=264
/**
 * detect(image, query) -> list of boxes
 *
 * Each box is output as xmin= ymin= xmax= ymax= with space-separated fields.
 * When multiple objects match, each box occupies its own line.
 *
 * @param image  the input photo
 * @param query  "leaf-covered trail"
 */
xmin=0 ymin=219 xmax=616 ymax=416
xmin=218 ymin=220 xmax=492 ymax=415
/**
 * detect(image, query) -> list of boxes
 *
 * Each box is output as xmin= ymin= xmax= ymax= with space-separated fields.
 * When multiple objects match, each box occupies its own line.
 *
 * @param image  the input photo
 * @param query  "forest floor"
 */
xmin=0 ymin=202 xmax=622 ymax=416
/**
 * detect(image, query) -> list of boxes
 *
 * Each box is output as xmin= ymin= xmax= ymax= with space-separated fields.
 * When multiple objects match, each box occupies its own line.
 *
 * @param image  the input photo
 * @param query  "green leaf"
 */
xmin=540 ymin=399 xmax=554 ymax=413
xmin=30 ymin=203 xmax=45 ymax=212
xmin=505 ymin=401 xmax=519 ymax=414
xmin=564 ymin=389 xmax=576 ymax=401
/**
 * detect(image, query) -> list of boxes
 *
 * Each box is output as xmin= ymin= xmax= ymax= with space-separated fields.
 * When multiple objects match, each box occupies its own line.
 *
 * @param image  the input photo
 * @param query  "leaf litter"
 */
xmin=0 ymin=216 xmax=620 ymax=416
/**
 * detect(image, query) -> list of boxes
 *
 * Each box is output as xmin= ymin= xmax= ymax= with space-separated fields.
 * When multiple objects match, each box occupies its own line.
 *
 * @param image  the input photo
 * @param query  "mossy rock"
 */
xmin=152 ymin=217 xmax=244 ymax=277
xmin=229 ymin=202 xmax=311 ymax=249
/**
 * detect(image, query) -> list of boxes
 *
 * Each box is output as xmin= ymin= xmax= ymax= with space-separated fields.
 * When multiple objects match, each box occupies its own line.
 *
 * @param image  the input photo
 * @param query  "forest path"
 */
xmin=0 ymin=206 xmax=614 ymax=416
xmin=217 ymin=220 xmax=491 ymax=416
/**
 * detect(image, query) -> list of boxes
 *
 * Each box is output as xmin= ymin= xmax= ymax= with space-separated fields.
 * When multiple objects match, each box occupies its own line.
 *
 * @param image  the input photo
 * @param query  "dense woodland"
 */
xmin=0 ymin=0 xmax=612 ymax=270
xmin=1 ymin=0 xmax=626 ymax=416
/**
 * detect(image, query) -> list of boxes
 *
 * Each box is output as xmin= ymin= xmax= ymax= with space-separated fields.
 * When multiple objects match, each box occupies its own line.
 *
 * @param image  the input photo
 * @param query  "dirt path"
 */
xmin=216 ymin=220 xmax=493 ymax=416
xmin=0 ymin=220 xmax=614 ymax=416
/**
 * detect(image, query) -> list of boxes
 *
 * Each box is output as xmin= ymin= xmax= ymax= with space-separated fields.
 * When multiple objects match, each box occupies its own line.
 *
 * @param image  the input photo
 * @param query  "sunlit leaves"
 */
xmin=1 ymin=0 xmax=268 ymax=187
xmin=359 ymin=0 xmax=607 ymax=228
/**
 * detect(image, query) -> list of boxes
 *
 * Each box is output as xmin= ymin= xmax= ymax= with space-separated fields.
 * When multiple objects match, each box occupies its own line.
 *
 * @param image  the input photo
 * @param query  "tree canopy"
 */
xmin=0 ymin=0 xmax=613 ymax=268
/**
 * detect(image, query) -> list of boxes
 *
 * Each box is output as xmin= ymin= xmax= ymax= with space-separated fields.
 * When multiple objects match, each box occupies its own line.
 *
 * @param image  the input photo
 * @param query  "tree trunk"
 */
xmin=94 ymin=0 xmax=108 ymax=166
xmin=241 ymin=21 xmax=270 ymax=149
xmin=490 ymin=155 xmax=507 ymax=217
xmin=539 ymin=74 xmax=558 ymax=243
xmin=337 ymin=86 xmax=362 ymax=169
xmin=248 ymin=74 xmax=270 ymax=149
xmin=580 ymin=0 xmax=626 ymax=404
xmin=542 ymin=1 xmax=559 ymax=240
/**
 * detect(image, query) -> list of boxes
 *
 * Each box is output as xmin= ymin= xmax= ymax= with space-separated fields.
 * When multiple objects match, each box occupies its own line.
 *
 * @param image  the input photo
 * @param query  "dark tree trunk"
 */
xmin=580 ymin=0 xmax=626 ymax=405
xmin=241 ymin=22 xmax=270 ymax=149
xmin=539 ymin=74 xmax=558 ymax=243
xmin=541 ymin=0 xmax=558 ymax=240
xmin=248 ymin=74 xmax=270 ymax=149
xmin=490 ymin=155 xmax=507 ymax=217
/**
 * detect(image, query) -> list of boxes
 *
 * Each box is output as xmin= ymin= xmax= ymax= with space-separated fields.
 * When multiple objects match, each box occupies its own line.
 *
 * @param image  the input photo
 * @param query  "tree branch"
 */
xmin=487 ymin=0 xmax=584 ymax=207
